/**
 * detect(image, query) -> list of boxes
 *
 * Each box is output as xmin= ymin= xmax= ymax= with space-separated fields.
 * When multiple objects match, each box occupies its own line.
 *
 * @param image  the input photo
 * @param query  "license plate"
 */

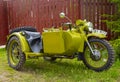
xmin=92 ymin=29 xmax=107 ymax=36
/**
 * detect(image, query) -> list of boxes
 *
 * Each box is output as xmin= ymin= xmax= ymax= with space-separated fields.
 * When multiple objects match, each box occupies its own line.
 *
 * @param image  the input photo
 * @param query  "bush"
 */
xmin=110 ymin=39 xmax=120 ymax=60
xmin=103 ymin=0 xmax=120 ymax=39
xmin=104 ymin=1 xmax=120 ymax=60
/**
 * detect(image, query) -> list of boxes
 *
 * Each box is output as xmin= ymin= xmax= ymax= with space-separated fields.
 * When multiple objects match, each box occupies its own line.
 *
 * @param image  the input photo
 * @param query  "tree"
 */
xmin=104 ymin=0 xmax=120 ymax=39
xmin=106 ymin=0 xmax=120 ymax=59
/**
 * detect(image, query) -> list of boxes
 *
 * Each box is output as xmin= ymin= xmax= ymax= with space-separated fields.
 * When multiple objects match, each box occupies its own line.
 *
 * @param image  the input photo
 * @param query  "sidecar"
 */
xmin=6 ymin=27 xmax=85 ymax=70
xmin=7 ymin=27 xmax=85 ymax=56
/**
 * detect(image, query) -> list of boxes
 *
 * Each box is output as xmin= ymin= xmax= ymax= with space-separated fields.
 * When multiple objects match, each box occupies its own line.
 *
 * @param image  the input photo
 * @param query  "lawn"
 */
xmin=0 ymin=48 xmax=120 ymax=82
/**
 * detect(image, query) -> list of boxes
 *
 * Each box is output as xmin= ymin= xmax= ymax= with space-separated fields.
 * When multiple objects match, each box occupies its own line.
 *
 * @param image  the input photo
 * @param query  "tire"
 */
xmin=82 ymin=38 xmax=115 ymax=72
xmin=6 ymin=36 xmax=26 ymax=70
xmin=43 ymin=56 xmax=57 ymax=62
xmin=10 ymin=26 xmax=37 ymax=34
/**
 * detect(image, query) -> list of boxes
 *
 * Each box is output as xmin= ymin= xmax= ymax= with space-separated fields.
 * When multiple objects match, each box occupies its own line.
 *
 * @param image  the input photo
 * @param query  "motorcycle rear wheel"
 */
xmin=82 ymin=38 xmax=115 ymax=72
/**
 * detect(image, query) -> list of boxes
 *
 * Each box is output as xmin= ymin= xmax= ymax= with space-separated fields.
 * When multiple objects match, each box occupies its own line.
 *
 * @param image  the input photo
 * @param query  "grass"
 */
xmin=0 ymin=48 xmax=120 ymax=82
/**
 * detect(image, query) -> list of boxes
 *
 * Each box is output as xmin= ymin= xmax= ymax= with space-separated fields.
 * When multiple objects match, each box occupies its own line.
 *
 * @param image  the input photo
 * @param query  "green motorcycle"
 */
xmin=6 ymin=12 xmax=115 ymax=72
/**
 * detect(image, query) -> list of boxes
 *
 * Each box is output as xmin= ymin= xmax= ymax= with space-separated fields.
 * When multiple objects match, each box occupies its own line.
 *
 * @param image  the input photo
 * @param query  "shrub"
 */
xmin=103 ymin=0 xmax=120 ymax=39
xmin=110 ymin=39 xmax=120 ymax=60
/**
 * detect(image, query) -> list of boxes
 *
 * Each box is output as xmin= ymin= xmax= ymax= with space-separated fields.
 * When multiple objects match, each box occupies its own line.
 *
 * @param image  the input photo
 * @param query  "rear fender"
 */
xmin=7 ymin=32 xmax=31 ymax=52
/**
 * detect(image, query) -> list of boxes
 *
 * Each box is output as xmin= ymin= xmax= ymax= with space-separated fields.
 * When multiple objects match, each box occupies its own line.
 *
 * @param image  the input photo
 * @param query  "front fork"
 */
xmin=85 ymin=39 xmax=95 ymax=55
xmin=78 ymin=37 xmax=95 ymax=60
xmin=78 ymin=37 xmax=96 ymax=60
xmin=79 ymin=28 xmax=95 ymax=56
xmin=78 ymin=28 xmax=100 ymax=60
xmin=84 ymin=37 xmax=101 ymax=60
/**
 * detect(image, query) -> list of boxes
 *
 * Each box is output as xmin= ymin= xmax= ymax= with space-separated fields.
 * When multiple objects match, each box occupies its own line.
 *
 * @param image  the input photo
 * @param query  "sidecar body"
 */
xmin=7 ymin=29 xmax=85 ymax=59
xmin=42 ymin=30 xmax=84 ymax=54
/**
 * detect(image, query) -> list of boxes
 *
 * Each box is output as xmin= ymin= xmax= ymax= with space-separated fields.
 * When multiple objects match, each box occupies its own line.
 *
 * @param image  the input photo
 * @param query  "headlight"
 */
xmin=86 ymin=22 xmax=93 ymax=31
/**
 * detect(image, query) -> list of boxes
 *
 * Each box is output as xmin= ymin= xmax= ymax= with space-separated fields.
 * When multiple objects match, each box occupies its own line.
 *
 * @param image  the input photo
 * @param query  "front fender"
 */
xmin=7 ymin=32 xmax=31 ymax=52
xmin=87 ymin=33 xmax=107 ymax=39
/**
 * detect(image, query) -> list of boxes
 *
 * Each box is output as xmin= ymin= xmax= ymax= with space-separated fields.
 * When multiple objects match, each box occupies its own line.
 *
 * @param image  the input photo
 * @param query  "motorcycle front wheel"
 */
xmin=82 ymin=38 xmax=115 ymax=72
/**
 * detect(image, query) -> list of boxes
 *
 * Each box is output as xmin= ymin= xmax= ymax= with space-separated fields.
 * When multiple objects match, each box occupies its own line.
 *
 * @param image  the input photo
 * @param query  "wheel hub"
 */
xmin=12 ymin=47 xmax=19 ymax=59
xmin=91 ymin=49 xmax=101 ymax=61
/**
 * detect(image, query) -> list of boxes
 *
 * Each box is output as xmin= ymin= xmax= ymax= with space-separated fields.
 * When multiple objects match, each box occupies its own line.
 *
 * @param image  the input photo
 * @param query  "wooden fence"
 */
xmin=0 ymin=0 xmax=116 ymax=45
xmin=80 ymin=0 xmax=116 ymax=39
xmin=7 ymin=0 xmax=80 ymax=32
xmin=0 ymin=0 xmax=8 ymax=45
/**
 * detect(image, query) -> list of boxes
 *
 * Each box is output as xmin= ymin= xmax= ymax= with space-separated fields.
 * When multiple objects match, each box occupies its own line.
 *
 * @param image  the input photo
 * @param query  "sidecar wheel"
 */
xmin=6 ymin=36 xmax=26 ymax=70
xmin=43 ymin=56 xmax=56 ymax=62
xmin=82 ymin=38 xmax=115 ymax=72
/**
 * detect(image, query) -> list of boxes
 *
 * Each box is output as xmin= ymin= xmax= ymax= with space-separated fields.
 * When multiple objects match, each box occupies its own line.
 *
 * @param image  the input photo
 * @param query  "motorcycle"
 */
xmin=6 ymin=12 xmax=115 ymax=72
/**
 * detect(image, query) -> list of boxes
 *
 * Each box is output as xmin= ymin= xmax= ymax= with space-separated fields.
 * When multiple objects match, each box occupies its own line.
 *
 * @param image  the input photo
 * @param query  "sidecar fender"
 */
xmin=7 ymin=32 xmax=31 ymax=52
xmin=87 ymin=33 xmax=107 ymax=39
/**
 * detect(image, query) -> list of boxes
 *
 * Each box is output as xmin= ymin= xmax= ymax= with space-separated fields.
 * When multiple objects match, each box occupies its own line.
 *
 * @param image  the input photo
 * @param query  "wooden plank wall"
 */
xmin=7 ymin=0 xmax=80 ymax=32
xmin=0 ymin=0 xmax=8 ymax=45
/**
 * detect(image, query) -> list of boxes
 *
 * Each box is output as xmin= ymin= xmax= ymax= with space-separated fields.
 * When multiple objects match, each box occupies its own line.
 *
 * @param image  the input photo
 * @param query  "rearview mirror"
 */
xmin=59 ymin=12 xmax=65 ymax=18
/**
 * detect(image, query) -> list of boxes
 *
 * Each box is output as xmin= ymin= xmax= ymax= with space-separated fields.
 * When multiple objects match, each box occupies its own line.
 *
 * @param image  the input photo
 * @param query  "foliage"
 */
xmin=103 ymin=14 xmax=120 ymax=34
xmin=110 ymin=0 xmax=120 ymax=9
xmin=105 ymin=0 xmax=120 ymax=60
xmin=103 ymin=0 xmax=120 ymax=39
xmin=110 ymin=39 xmax=120 ymax=59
